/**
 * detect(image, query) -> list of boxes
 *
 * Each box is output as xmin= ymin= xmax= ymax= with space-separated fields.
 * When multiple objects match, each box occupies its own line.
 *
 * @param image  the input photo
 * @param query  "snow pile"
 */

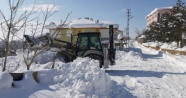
xmin=54 ymin=58 xmax=113 ymax=98
xmin=142 ymin=43 xmax=149 ymax=47
xmin=117 ymin=33 xmax=124 ymax=40
xmin=36 ymin=57 xmax=114 ymax=98
xmin=138 ymin=35 xmax=146 ymax=39
xmin=161 ymin=42 xmax=177 ymax=50
xmin=116 ymin=50 xmax=143 ymax=61
xmin=115 ymin=51 xmax=126 ymax=60
xmin=125 ymin=51 xmax=143 ymax=60
xmin=0 ymin=49 xmax=129 ymax=98
xmin=142 ymin=41 xmax=186 ymax=51
xmin=33 ymin=51 xmax=55 ymax=64
xmin=17 ymin=49 xmax=55 ymax=65
xmin=0 ymin=72 xmax=13 ymax=89
xmin=176 ymin=46 xmax=186 ymax=51
xmin=0 ymin=49 xmax=56 ymax=72
xmin=149 ymin=42 xmax=160 ymax=47
xmin=142 ymin=42 xmax=154 ymax=47
xmin=160 ymin=43 xmax=169 ymax=49
xmin=163 ymin=53 xmax=186 ymax=66
xmin=142 ymin=42 xmax=161 ymax=47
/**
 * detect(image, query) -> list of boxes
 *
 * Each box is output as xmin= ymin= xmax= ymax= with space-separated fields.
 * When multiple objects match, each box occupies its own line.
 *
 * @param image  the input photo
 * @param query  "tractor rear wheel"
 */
xmin=87 ymin=54 xmax=103 ymax=68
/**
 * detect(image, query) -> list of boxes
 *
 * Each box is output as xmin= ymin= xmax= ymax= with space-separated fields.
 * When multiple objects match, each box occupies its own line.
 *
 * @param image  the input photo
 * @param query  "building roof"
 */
xmin=45 ymin=18 xmax=119 ymax=29
xmin=145 ymin=7 xmax=172 ymax=19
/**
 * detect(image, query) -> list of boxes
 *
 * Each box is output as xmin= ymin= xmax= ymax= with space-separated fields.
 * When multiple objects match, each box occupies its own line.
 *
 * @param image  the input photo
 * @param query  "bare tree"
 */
xmin=135 ymin=28 xmax=141 ymax=38
xmin=22 ymin=8 xmax=72 ymax=70
xmin=135 ymin=28 xmax=146 ymax=39
xmin=0 ymin=0 xmax=38 ymax=71
xmin=0 ymin=0 xmax=71 ymax=71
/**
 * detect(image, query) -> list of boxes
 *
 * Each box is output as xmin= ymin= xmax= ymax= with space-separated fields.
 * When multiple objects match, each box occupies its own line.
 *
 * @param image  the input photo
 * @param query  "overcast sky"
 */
xmin=0 ymin=0 xmax=185 ymax=39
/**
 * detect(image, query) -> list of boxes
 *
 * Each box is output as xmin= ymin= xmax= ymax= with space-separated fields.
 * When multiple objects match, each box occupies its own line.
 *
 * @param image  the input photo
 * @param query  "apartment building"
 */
xmin=145 ymin=7 xmax=172 ymax=29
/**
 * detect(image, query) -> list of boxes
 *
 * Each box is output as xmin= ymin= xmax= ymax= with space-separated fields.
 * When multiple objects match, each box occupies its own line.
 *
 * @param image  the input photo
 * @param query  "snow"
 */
xmin=0 ymin=51 xmax=127 ymax=98
xmin=0 ymin=72 xmax=13 ymax=89
xmin=143 ymin=41 xmax=186 ymax=51
xmin=142 ymin=41 xmax=161 ymax=47
xmin=117 ymin=33 xmax=124 ymax=40
xmin=138 ymin=35 xmax=146 ymax=39
xmin=160 ymin=41 xmax=177 ymax=49
xmin=145 ymin=7 xmax=172 ymax=19
xmin=0 ymin=40 xmax=186 ymax=98
xmin=45 ymin=18 xmax=119 ymax=29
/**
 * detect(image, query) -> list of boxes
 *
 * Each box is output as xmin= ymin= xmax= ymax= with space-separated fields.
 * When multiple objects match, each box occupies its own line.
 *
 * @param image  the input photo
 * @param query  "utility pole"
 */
xmin=126 ymin=9 xmax=133 ymax=49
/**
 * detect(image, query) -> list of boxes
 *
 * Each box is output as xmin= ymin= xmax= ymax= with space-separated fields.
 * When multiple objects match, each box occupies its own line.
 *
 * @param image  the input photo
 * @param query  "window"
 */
xmin=76 ymin=35 xmax=88 ymax=50
xmin=90 ymin=35 xmax=101 ymax=50
xmin=66 ymin=30 xmax=72 ymax=37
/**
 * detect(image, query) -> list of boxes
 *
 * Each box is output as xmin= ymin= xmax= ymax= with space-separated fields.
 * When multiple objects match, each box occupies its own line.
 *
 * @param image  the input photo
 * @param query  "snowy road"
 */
xmin=106 ymin=41 xmax=186 ymax=98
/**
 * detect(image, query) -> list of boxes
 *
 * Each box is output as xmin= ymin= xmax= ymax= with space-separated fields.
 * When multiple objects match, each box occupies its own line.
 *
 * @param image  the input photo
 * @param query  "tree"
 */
xmin=159 ymin=12 xmax=171 ymax=42
xmin=146 ymin=0 xmax=186 ymax=46
xmin=170 ymin=0 xmax=186 ymax=47
xmin=0 ymin=0 xmax=71 ymax=71
xmin=135 ymin=28 xmax=142 ymax=39
xmin=147 ymin=21 xmax=160 ymax=42
xmin=0 ymin=0 xmax=37 ymax=71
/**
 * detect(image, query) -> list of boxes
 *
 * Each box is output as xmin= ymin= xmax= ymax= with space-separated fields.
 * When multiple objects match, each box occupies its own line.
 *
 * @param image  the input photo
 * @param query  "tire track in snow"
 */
xmin=106 ymin=41 xmax=186 ymax=98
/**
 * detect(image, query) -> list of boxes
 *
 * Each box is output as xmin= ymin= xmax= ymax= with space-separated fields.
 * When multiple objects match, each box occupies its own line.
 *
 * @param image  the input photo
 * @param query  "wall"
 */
xmin=146 ymin=8 xmax=171 ymax=29
xmin=49 ymin=28 xmax=119 ymax=43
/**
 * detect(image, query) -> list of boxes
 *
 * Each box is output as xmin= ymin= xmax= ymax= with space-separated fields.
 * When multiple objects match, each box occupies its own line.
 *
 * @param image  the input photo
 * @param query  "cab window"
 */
xmin=90 ymin=35 xmax=101 ymax=50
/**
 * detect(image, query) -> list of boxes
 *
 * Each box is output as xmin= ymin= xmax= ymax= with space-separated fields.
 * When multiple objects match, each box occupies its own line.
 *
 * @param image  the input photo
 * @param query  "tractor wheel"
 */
xmin=87 ymin=54 xmax=103 ymax=68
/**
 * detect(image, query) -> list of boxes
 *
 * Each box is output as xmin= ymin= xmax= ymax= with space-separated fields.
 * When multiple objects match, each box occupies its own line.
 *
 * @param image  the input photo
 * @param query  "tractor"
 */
xmin=24 ymin=25 xmax=116 ymax=68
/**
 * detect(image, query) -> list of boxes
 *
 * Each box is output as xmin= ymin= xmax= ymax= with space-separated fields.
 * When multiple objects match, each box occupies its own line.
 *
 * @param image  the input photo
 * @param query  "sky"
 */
xmin=0 ymin=0 xmax=186 ymax=39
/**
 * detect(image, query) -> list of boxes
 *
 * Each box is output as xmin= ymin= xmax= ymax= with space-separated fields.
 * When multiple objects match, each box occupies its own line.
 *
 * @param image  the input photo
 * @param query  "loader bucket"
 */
xmin=10 ymin=71 xmax=39 ymax=83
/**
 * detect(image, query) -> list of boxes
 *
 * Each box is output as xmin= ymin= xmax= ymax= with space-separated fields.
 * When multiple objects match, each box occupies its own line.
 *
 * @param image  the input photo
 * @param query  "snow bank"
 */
xmin=161 ymin=42 xmax=177 ymax=50
xmin=33 ymin=51 xmax=55 ymax=64
xmin=163 ymin=53 xmax=186 ymax=66
xmin=116 ymin=50 xmax=143 ymax=61
xmin=142 ymin=42 xmax=161 ymax=47
xmin=0 ymin=72 xmax=13 ymax=89
xmin=176 ymin=46 xmax=186 ymax=51
xmin=17 ymin=49 xmax=55 ymax=64
xmin=0 ymin=56 xmax=20 ymax=72
xmin=0 ymin=50 xmax=129 ymax=98
xmin=37 ymin=58 xmax=114 ymax=98
xmin=142 ymin=41 xmax=186 ymax=52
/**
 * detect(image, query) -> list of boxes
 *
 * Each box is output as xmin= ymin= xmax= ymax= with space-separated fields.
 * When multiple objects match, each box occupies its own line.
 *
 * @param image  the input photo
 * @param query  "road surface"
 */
xmin=106 ymin=41 xmax=186 ymax=98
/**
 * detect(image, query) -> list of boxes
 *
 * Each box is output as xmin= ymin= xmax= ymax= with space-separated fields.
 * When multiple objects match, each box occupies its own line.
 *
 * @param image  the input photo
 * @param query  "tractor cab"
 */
xmin=76 ymin=32 xmax=103 ymax=56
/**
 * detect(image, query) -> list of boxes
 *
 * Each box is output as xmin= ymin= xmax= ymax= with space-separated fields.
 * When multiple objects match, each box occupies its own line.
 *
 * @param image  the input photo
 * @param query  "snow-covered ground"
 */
xmin=0 ymin=40 xmax=186 ymax=98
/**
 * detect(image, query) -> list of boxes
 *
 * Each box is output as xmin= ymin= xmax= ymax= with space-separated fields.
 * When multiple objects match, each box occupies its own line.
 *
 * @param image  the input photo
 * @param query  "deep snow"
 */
xmin=0 ymin=40 xmax=186 ymax=98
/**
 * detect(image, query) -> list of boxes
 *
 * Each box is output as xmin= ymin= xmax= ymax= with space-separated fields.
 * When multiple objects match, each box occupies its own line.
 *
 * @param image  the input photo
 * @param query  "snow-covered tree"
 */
xmin=146 ymin=0 xmax=186 ymax=46
xmin=170 ymin=0 xmax=186 ymax=47
xmin=147 ymin=22 xmax=161 ymax=42
xmin=159 ymin=12 xmax=171 ymax=42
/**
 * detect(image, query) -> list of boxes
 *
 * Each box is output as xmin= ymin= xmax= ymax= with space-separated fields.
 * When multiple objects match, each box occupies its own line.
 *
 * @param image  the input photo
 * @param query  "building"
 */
xmin=145 ymin=7 xmax=172 ymax=29
xmin=45 ymin=17 xmax=121 ymax=44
